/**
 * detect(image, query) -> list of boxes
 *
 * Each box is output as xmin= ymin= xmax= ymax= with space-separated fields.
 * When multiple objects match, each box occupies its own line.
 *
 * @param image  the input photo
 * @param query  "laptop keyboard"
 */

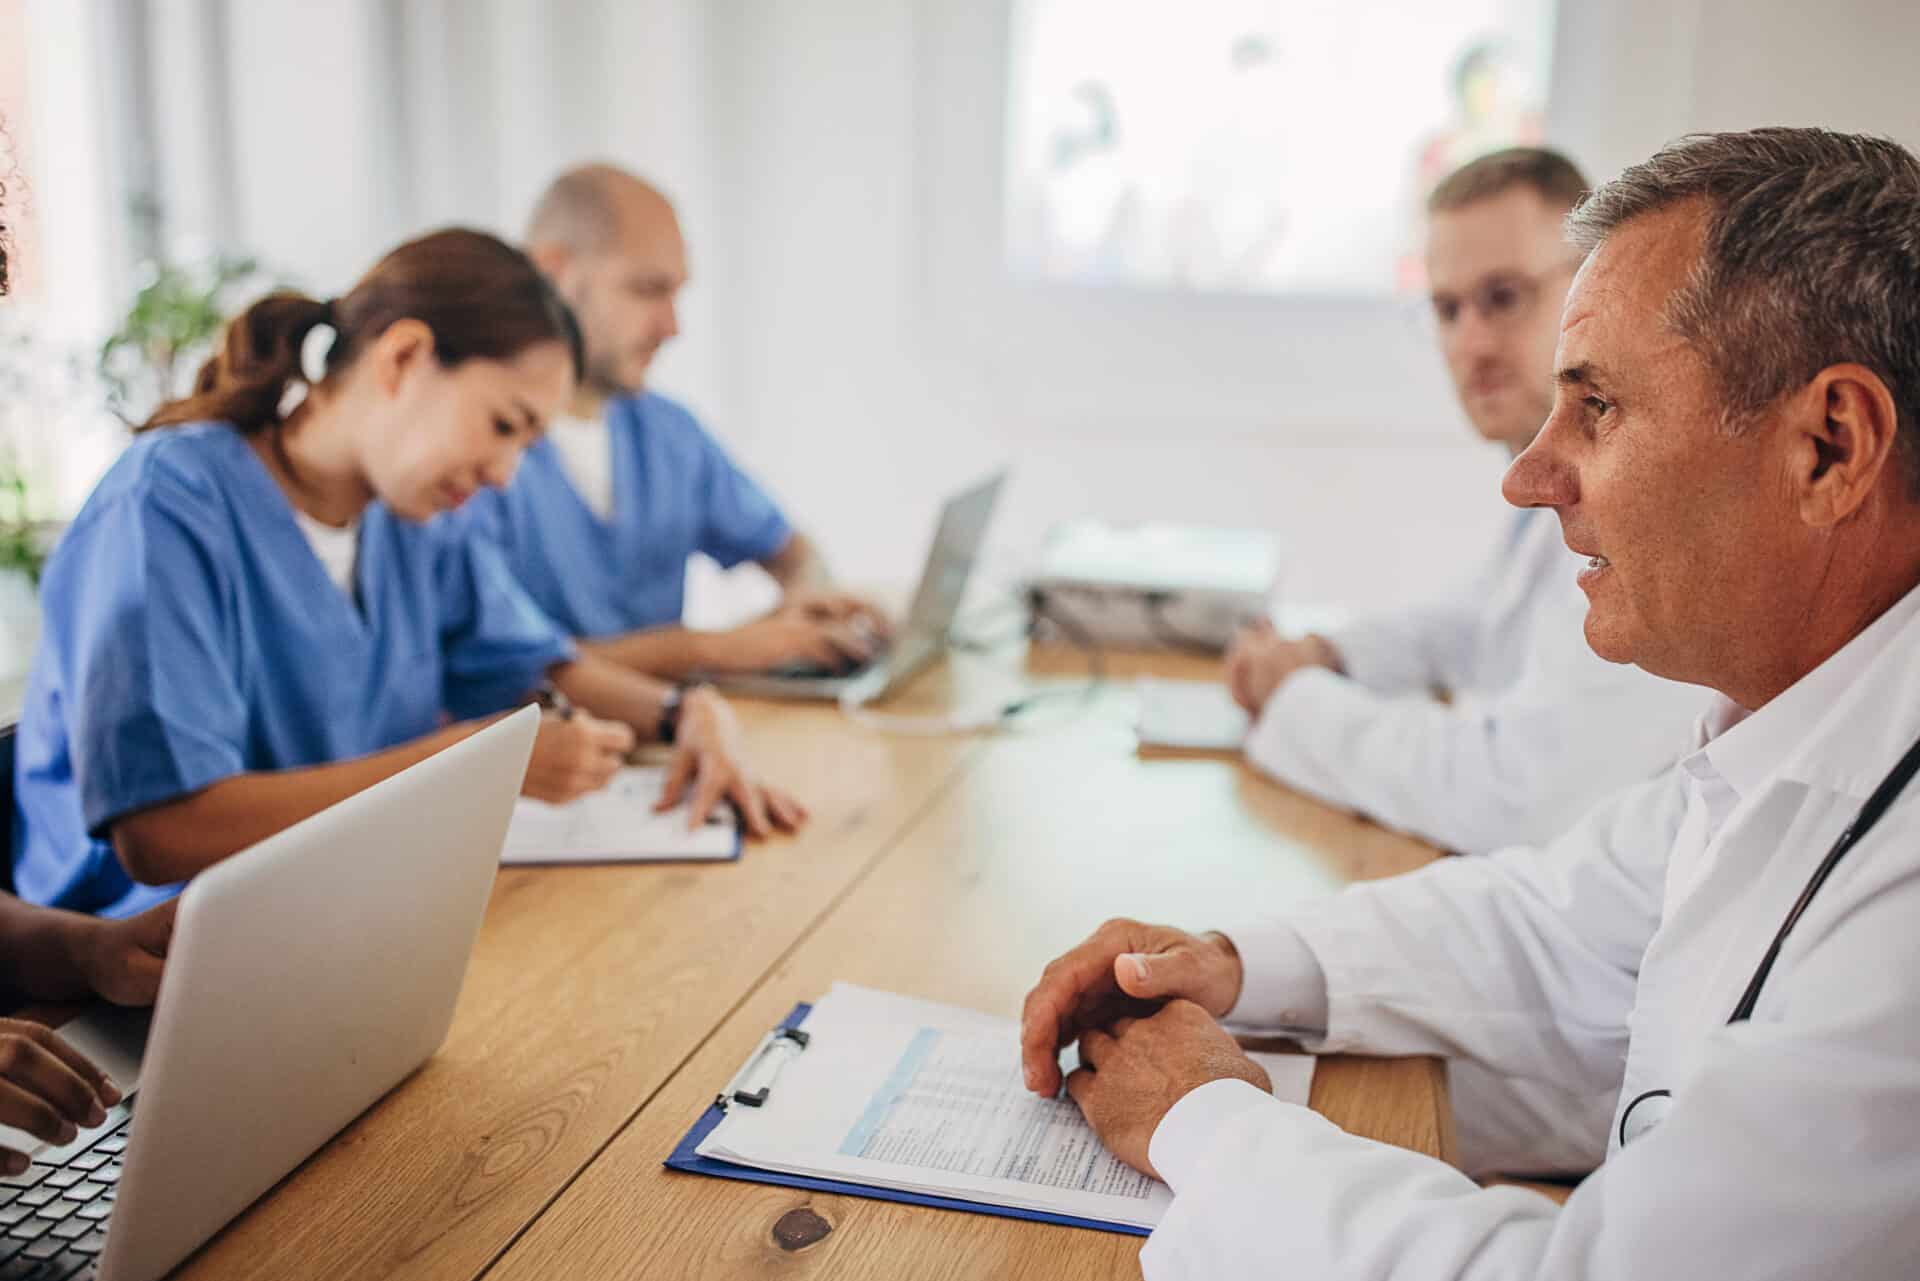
xmin=0 ymin=1097 xmax=135 ymax=1280
xmin=765 ymin=656 xmax=876 ymax=681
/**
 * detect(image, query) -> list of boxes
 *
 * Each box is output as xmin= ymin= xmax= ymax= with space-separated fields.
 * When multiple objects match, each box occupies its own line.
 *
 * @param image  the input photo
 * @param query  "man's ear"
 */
xmin=527 ymin=242 xmax=571 ymax=282
xmin=1794 ymin=363 xmax=1902 ymax=528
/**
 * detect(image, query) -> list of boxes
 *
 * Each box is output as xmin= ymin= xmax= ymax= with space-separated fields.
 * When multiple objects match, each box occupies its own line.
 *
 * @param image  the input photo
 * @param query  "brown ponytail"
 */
xmin=141 ymin=227 xmax=582 ymax=435
xmin=140 ymin=292 xmax=333 ymax=434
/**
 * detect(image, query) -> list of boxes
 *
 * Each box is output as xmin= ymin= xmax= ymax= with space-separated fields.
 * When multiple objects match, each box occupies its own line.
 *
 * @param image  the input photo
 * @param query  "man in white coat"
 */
xmin=1022 ymin=127 xmax=1920 ymax=1278
xmin=1226 ymin=149 xmax=1709 ymax=854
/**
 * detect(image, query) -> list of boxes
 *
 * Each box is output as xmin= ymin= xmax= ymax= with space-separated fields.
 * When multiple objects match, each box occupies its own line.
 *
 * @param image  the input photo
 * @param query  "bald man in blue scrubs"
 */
xmin=459 ymin=165 xmax=889 ymax=679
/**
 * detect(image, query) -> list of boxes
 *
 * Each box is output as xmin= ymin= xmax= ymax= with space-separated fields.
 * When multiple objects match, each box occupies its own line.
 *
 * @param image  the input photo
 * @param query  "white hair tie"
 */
xmin=298 ymin=320 xmax=338 ymax=386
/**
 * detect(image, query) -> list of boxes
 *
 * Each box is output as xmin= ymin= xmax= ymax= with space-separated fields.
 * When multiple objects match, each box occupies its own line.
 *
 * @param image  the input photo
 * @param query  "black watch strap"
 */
xmin=657 ymin=682 xmax=710 ymax=744
xmin=656 ymin=686 xmax=683 ymax=744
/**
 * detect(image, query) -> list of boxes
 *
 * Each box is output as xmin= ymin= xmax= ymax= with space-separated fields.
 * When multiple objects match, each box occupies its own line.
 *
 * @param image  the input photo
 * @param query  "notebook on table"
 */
xmin=1134 ymin=677 xmax=1252 ymax=753
xmin=501 ymin=767 xmax=741 ymax=865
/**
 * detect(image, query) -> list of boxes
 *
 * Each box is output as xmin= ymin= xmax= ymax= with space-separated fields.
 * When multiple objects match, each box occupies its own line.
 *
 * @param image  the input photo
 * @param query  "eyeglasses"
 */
xmin=1416 ymin=261 xmax=1581 ymax=339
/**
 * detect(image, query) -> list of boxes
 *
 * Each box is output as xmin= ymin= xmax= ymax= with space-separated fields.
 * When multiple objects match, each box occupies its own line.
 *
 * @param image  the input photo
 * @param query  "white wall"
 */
xmin=18 ymin=0 xmax=124 ymax=339
xmin=689 ymin=0 xmax=1920 ymax=612
xmin=1551 ymin=0 xmax=1920 ymax=179
xmin=699 ymin=0 xmax=1507 ymax=612
xmin=692 ymin=0 xmax=1499 ymax=610
xmin=219 ymin=2 xmax=405 ymax=295
xmin=140 ymin=0 xmax=728 ymax=418
xmin=1688 ymin=0 xmax=1920 ymax=142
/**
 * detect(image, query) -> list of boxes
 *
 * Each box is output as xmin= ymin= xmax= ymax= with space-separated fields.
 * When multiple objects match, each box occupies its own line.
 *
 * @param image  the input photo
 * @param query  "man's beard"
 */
xmin=586 ymin=350 xmax=644 ymax=397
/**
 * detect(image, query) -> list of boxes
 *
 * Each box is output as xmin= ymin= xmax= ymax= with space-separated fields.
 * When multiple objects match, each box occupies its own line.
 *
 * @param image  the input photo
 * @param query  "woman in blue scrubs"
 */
xmin=13 ymin=228 xmax=804 ymax=920
xmin=0 ymin=146 xmax=174 ymax=1170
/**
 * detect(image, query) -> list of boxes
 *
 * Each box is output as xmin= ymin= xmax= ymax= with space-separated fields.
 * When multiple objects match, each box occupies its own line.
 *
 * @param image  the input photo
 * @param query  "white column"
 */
xmin=219 ymin=0 xmax=400 ymax=291
xmin=591 ymin=0 xmax=720 ymax=420
xmin=20 ymin=0 xmax=123 ymax=337
xmin=145 ymin=0 xmax=238 ymax=257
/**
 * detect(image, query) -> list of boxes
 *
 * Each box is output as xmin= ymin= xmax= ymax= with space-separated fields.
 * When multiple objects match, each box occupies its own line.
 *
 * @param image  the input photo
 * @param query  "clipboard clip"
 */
xmin=716 ymin=1024 xmax=811 ymax=1111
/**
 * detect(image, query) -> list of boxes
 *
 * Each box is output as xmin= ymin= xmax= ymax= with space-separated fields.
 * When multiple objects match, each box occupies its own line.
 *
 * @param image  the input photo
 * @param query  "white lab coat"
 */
xmin=1245 ymin=509 xmax=1713 ymax=854
xmin=1140 ymin=582 xmax=1920 ymax=1280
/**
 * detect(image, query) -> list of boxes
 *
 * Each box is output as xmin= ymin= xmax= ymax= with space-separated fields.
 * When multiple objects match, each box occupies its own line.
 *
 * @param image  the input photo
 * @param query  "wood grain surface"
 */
xmin=67 ymin=643 xmax=1456 ymax=1279
xmin=486 ymin=659 xmax=1449 ymax=1281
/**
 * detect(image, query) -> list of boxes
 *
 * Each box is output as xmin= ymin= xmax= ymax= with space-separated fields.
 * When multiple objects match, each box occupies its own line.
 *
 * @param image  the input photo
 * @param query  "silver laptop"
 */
xmin=718 ymin=471 xmax=1007 ymax=702
xmin=0 ymin=706 xmax=539 ymax=1281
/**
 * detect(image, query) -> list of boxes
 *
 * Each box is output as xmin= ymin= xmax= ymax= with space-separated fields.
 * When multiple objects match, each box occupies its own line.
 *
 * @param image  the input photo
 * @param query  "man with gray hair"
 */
xmin=1225 ymin=147 xmax=1708 ymax=855
xmin=1017 ymin=127 xmax=1920 ymax=1278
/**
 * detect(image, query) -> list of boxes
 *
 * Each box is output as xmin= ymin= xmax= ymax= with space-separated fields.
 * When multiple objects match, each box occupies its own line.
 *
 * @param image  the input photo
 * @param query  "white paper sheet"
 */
xmin=697 ymin=983 xmax=1315 ymax=1230
xmin=1135 ymin=677 xmax=1251 ymax=751
xmin=501 ymin=767 xmax=738 ymax=864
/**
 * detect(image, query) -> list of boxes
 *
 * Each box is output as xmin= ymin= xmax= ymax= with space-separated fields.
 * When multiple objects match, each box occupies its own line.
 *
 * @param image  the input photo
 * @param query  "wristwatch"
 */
xmin=656 ymin=682 xmax=711 ymax=744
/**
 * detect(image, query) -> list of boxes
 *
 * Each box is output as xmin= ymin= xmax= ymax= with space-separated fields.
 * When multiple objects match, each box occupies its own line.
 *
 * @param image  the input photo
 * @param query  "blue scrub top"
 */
xmin=457 ymin=391 xmax=792 ymax=638
xmin=12 ymin=422 xmax=576 ymax=917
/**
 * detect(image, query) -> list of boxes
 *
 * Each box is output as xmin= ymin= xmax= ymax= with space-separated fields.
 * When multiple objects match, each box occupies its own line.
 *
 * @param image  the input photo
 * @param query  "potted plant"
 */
xmin=0 ymin=316 xmax=85 ymax=674
xmin=0 ymin=241 xmax=267 ymax=679
xmin=97 ymin=249 xmax=264 ymax=426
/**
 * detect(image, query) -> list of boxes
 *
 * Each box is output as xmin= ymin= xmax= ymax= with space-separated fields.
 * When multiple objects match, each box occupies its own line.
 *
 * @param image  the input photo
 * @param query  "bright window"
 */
xmin=1005 ymin=0 xmax=1558 ymax=295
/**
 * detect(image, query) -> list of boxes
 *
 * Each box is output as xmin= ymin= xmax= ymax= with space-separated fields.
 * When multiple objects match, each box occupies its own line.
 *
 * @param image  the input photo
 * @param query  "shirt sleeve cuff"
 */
xmin=1322 ymin=619 xmax=1396 ymax=689
xmin=1219 ymin=918 xmax=1330 ymax=1034
xmin=1244 ymin=667 xmax=1356 ymax=790
xmin=1149 ymin=1077 xmax=1279 ymax=1192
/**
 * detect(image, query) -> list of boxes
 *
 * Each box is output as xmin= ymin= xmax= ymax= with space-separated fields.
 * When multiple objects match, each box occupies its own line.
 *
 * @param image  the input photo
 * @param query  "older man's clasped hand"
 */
xmin=1018 ymin=919 xmax=1272 ymax=1178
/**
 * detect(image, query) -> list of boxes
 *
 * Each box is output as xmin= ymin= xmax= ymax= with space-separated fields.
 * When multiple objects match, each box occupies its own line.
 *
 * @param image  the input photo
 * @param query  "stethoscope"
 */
xmin=1617 ymin=727 xmax=1920 ymax=1148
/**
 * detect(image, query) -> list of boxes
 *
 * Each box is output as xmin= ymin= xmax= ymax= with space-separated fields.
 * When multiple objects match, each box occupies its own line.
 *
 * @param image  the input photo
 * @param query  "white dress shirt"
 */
xmin=1140 ymin=580 xmax=1920 ymax=1280
xmin=1245 ymin=508 xmax=1713 ymax=854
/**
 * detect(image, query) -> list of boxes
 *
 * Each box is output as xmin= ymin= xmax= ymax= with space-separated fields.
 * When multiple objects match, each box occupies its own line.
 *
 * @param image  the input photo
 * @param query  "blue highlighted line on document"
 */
xmin=841 ymin=1028 xmax=943 ymax=1156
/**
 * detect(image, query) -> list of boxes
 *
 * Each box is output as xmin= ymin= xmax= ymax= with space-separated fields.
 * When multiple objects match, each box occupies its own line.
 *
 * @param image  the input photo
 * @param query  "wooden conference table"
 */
xmin=142 ymin=643 xmax=1453 ymax=1279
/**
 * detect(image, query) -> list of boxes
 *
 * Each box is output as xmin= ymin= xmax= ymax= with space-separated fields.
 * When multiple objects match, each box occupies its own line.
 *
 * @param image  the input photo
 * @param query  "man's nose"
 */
xmin=1502 ymin=417 xmax=1579 ymax=510
xmin=1446 ymin=305 xmax=1504 ymax=359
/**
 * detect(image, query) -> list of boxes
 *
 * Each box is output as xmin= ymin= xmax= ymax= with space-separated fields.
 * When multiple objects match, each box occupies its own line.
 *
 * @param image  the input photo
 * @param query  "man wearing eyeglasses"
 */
xmin=1225 ymin=148 xmax=1709 ymax=855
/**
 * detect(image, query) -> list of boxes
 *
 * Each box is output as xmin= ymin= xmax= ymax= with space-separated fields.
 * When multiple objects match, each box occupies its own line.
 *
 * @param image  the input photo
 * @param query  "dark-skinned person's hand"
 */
xmin=73 ymin=898 xmax=176 ymax=1006
xmin=0 ymin=1020 xmax=119 ymax=1175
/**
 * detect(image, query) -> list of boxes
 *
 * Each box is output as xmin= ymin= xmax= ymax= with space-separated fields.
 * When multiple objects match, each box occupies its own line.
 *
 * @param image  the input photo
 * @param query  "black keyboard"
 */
xmin=0 ymin=1097 xmax=135 ymax=1280
xmin=765 ymin=656 xmax=877 ymax=681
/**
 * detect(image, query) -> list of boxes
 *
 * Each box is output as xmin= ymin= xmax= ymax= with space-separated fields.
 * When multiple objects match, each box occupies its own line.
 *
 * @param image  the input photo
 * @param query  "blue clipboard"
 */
xmin=663 ymin=1002 xmax=1152 ymax=1238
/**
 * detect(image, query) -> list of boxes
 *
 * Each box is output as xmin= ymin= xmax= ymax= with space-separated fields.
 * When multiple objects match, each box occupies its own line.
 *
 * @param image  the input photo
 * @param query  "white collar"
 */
xmin=1686 ymin=580 xmax=1920 ymax=804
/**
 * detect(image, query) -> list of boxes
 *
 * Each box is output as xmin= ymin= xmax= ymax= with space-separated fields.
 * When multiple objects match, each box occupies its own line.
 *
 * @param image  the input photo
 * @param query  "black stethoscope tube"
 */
xmin=1618 ymin=725 xmax=1920 ymax=1148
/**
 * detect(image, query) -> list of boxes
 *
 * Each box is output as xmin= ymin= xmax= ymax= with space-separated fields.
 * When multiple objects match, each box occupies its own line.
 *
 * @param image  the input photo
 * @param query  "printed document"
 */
xmin=697 ymin=983 xmax=1314 ymax=1230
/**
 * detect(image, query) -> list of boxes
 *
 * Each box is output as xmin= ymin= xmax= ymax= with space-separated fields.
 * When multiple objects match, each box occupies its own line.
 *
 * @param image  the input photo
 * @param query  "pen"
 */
xmin=534 ymin=682 xmax=576 ymax=720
